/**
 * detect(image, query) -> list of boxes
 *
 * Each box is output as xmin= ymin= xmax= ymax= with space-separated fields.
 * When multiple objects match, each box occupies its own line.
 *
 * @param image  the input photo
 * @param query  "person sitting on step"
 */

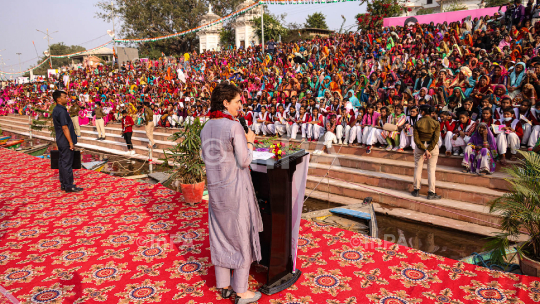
xmin=440 ymin=111 xmax=456 ymax=156
xmin=360 ymin=104 xmax=381 ymax=154
xmin=307 ymin=107 xmax=325 ymax=142
xmin=349 ymin=107 xmax=365 ymax=146
xmin=383 ymin=105 xmax=406 ymax=152
xmin=527 ymin=101 xmax=540 ymax=151
xmin=323 ymin=114 xmax=339 ymax=153
xmin=398 ymin=106 xmax=420 ymax=151
xmin=336 ymin=107 xmax=354 ymax=145
xmin=253 ymin=106 xmax=269 ymax=136
xmin=449 ymin=111 xmax=477 ymax=156
xmin=495 ymin=108 xmax=524 ymax=165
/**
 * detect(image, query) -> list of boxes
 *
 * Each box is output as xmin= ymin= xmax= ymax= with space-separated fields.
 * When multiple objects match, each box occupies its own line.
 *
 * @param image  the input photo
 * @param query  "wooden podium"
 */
xmin=250 ymin=149 xmax=309 ymax=295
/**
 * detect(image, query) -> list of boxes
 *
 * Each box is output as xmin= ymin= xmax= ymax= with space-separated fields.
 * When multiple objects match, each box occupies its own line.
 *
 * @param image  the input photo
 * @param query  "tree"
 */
xmin=416 ymin=8 xmax=436 ymax=15
xmin=485 ymin=0 xmax=507 ymax=8
xmin=305 ymin=12 xmax=328 ymax=29
xmin=253 ymin=12 xmax=289 ymax=42
xmin=356 ymin=0 xmax=404 ymax=31
xmin=30 ymin=43 xmax=85 ymax=76
xmin=442 ymin=0 xmax=468 ymax=12
xmin=220 ymin=24 xmax=236 ymax=49
xmin=95 ymin=0 xmax=243 ymax=56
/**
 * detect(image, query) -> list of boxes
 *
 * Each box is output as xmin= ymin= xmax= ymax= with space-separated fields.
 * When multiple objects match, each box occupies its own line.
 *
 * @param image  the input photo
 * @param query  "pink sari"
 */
xmin=79 ymin=109 xmax=89 ymax=125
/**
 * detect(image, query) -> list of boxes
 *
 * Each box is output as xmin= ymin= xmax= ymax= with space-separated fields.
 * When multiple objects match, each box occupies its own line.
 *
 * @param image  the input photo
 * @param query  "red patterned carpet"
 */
xmin=0 ymin=148 xmax=539 ymax=304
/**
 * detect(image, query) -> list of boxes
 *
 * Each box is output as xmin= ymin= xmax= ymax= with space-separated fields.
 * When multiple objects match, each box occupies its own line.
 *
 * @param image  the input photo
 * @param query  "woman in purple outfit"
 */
xmin=461 ymin=122 xmax=498 ymax=175
xmin=200 ymin=83 xmax=262 ymax=304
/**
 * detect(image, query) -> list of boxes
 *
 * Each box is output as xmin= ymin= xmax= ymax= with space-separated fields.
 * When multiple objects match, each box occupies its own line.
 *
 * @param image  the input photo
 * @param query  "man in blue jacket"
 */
xmin=52 ymin=90 xmax=83 ymax=193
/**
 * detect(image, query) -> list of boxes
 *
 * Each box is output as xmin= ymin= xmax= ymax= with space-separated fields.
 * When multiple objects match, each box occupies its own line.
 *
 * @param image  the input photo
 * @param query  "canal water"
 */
xmin=2 ymin=130 xmax=490 ymax=260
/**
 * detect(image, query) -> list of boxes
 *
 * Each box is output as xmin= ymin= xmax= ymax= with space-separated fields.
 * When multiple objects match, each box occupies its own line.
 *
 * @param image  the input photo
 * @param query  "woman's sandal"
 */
xmin=235 ymin=291 xmax=262 ymax=304
xmin=221 ymin=288 xmax=234 ymax=299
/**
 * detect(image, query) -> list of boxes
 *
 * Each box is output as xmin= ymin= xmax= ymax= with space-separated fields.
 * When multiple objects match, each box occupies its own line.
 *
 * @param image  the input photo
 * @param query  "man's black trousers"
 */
xmin=58 ymin=144 xmax=74 ymax=189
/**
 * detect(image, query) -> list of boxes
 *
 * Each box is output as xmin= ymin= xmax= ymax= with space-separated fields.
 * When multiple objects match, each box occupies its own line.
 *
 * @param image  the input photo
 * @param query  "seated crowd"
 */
xmin=1 ymin=4 xmax=540 ymax=174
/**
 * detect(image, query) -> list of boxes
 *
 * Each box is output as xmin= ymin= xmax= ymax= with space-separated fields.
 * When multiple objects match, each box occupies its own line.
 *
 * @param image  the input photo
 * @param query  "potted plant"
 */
xmin=161 ymin=118 xmax=206 ymax=205
xmin=31 ymin=107 xmax=57 ymax=148
xmin=487 ymin=151 xmax=540 ymax=276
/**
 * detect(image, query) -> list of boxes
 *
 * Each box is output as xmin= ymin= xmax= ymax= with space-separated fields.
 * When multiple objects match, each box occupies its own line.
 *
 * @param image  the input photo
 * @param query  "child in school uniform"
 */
xmin=336 ymin=107 xmax=355 ymax=145
xmin=517 ymin=99 xmax=538 ymax=148
xmin=361 ymin=105 xmax=381 ymax=154
xmin=494 ymin=97 xmax=519 ymax=120
xmin=349 ymin=107 xmax=365 ymax=146
xmin=527 ymin=102 xmax=540 ymax=151
xmin=441 ymin=111 xmax=457 ymax=155
xmin=324 ymin=114 xmax=339 ymax=152
xmin=274 ymin=104 xmax=289 ymax=137
xmin=244 ymin=105 xmax=255 ymax=131
xmin=372 ymin=106 xmax=390 ymax=149
xmin=477 ymin=107 xmax=495 ymax=126
xmin=253 ymin=106 xmax=269 ymax=135
xmin=441 ymin=98 xmax=460 ymax=119
xmin=290 ymin=106 xmax=310 ymax=140
xmin=308 ymin=107 xmax=325 ymax=141
xmin=264 ymin=106 xmax=278 ymax=136
xmin=398 ymin=106 xmax=421 ymax=151
xmin=448 ymin=111 xmax=477 ymax=156
xmin=495 ymin=108 xmax=524 ymax=164
xmin=326 ymin=99 xmax=341 ymax=119
xmin=286 ymin=106 xmax=297 ymax=138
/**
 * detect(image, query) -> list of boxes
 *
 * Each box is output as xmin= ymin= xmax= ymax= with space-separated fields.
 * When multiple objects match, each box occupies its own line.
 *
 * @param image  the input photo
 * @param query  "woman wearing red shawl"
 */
xmin=471 ymin=75 xmax=493 ymax=106
xmin=449 ymin=70 xmax=470 ymax=91
xmin=510 ymin=25 xmax=519 ymax=40
xmin=490 ymin=65 xmax=508 ymax=86
xmin=511 ymin=45 xmax=522 ymax=62
xmin=488 ymin=85 xmax=508 ymax=106
xmin=431 ymin=70 xmax=450 ymax=89
xmin=461 ymin=33 xmax=473 ymax=47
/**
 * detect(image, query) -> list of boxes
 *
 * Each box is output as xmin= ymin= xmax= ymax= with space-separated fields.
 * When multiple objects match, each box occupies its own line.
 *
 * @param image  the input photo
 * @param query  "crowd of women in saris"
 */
xmin=1 ymin=6 xmax=540 ymax=175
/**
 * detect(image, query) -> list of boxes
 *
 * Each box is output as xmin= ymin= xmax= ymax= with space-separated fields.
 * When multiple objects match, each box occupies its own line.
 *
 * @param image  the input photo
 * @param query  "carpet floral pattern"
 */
xmin=0 ymin=148 xmax=539 ymax=304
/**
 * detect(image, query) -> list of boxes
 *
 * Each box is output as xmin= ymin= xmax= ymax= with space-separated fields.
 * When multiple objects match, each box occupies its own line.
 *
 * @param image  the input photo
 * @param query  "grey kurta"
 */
xmin=201 ymin=118 xmax=263 ymax=269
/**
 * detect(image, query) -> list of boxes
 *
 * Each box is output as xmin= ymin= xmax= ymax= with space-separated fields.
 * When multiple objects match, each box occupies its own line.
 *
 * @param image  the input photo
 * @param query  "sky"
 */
xmin=0 ymin=0 xmax=365 ymax=77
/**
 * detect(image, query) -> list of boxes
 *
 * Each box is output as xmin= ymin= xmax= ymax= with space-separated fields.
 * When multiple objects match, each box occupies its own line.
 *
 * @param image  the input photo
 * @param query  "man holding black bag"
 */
xmin=52 ymin=90 xmax=83 ymax=193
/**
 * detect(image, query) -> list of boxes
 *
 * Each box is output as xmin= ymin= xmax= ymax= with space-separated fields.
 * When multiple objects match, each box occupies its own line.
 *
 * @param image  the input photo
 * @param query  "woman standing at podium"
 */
xmin=201 ymin=83 xmax=263 ymax=304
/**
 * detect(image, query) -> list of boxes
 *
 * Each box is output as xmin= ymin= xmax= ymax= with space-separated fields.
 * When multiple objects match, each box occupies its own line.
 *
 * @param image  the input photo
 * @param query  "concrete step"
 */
xmin=79 ymin=124 xmax=173 ymax=142
xmin=263 ymin=136 xmax=522 ymax=170
xmin=78 ymin=129 xmax=175 ymax=150
xmin=262 ymin=136 xmax=464 ymax=167
xmin=306 ymin=175 xmax=502 ymax=228
xmin=0 ymin=116 xmax=176 ymax=143
xmin=306 ymin=190 xmax=526 ymax=241
xmin=308 ymin=163 xmax=505 ymax=205
xmin=0 ymin=120 xmax=174 ymax=152
xmin=0 ymin=117 xmax=176 ymax=157
xmin=308 ymin=151 xmax=511 ymax=191
xmin=76 ymin=136 xmax=167 ymax=160
xmin=4 ymin=114 xmax=181 ymax=135
xmin=0 ymin=123 xmax=169 ymax=161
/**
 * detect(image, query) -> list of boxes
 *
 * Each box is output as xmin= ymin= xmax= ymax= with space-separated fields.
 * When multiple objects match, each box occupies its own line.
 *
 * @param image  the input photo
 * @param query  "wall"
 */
xmin=116 ymin=47 xmax=139 ymax=65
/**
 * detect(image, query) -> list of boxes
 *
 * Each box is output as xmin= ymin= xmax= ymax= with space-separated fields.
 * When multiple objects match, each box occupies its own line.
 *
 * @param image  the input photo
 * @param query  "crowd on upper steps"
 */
xmin=1 ymin=1 xmax=540 ymax=173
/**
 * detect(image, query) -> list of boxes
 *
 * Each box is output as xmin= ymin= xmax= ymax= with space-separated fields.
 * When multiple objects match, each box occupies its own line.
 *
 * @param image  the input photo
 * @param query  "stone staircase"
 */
xmin=0 ymin=114 xmax=514 ymax=234
xmin=268 ymin=138 xmax=512 ymax=231
xmin=0 ymin=114 xmax=177 ymax=162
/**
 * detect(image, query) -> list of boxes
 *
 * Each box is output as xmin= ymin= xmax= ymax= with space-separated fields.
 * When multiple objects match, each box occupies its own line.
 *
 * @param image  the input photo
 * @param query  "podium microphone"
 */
xmin=238 ymin=117 xmax=249 ymax=134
